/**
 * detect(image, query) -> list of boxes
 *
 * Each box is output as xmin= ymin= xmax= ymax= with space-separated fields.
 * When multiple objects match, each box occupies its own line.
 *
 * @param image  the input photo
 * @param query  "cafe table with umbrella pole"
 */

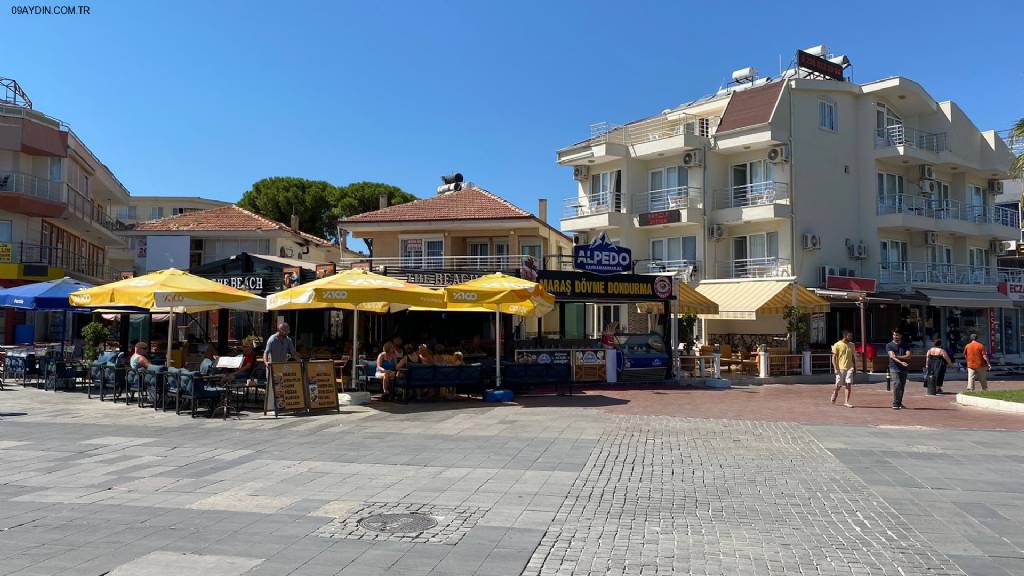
xmin=443 ymin=273 xmax=555 ymax=388
xmin=267 ymin=268 xmax=444 ymax=388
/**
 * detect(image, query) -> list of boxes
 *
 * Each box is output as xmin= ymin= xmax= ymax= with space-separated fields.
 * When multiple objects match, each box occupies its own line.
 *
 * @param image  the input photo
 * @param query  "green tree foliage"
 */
xmin=1011 ymin=118 xmax=1024 ymax=182
xmin=81 ymin=321 xmax=110 ymax=361
xmin=238 ymin=178 xmax=417 ymax=240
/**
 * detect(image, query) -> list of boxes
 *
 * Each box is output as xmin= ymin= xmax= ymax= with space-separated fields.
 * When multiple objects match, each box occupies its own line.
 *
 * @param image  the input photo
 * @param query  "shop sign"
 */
xmin=826 ymin=275 xmax=877 ymax=293
xmin=119 ymin=271 xmax=134 ymax=280
xmin=268 ymin=361 xmax=305 ymax=415
xmin=211 ymin=275 xmax=265 ymax=292
xmin=315 ymin=263 xmax=336 ymax=279
xmin=282 ymin=267 xmax=301 ymax=289
xmin=573 ymin=233 xmax=631 ymax=275
xmin=990 ymin=308 xmax=998 ymax=352
xmin=515 ymin=349 xmax=571 ymax=365
xmin=997 ymin=281 xmax=1024 ymax=301
xmin=405 ymin=271 xmax=484 ymax=287
xmin=573 ymin=349 xmax=607 ymax=382
xmin=538 ymin=270 xmax=674 ymax=301
xmin=638 ymin=210 xmax=681 ymax=227
xmin=0 ymin=242 xmax=11 ymax=263
xmin=305 ymin=360 xmax=339 ymax=411
xmin=796 ymin=49 xmax=844 ymax=81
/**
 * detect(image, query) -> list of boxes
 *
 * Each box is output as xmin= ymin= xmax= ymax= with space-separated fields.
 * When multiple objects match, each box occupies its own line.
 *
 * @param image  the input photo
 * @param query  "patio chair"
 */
xmin=177 ymin=368 xmax=226 ymax=418
xmin=162 ymin=367 xmax=181 ymax=412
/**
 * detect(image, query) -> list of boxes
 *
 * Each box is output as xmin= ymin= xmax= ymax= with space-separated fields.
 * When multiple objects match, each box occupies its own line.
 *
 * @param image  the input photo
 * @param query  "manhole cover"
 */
xmin=358 ymin=513 xmax=437 ymax=534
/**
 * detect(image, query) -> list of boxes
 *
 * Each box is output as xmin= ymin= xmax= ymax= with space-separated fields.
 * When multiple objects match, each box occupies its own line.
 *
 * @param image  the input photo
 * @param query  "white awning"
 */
xmin=916 ymin=289 xmax=1014 ymax=309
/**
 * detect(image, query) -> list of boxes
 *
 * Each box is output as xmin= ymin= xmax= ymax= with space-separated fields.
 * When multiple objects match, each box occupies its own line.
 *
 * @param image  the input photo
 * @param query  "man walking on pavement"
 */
xmin=963 ymin=333 xmax=991 ymax=392
xmin=830 ymin=329 xmax=857 ymax=408
xmin=886 ymin=330 xmax=911 ymax=409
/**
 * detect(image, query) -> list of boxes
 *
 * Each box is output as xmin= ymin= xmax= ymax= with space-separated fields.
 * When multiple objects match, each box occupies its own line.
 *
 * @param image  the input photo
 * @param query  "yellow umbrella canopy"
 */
xmin=267 ymin=269 xmax=443 ymax=310
xmin=443 ymin=273 xmax=554 ymax=317
xmin=69 ymin=268 xmax=265 ymax=313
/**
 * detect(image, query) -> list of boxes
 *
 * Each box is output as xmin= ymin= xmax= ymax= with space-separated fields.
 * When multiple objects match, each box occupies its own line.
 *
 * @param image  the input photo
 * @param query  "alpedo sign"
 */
xmin=573 ymin=232 xmax=631 ymax=275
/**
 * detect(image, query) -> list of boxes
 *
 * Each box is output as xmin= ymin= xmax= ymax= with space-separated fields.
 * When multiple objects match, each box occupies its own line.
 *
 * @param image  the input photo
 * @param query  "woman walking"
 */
xmin=924 ymin=339 xmax=953 ymax=395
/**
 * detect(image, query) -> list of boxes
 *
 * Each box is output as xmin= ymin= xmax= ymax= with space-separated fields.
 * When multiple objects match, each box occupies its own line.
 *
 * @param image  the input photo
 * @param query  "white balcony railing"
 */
xmin=875 ymin=124 xmax=949 ymax=152
xmin=879 ymin=262 xmax=1001 ymax=286
xmin=633 ymin=186 xmax=702 ymax=213
xmin=637 ymin=260 xmax=701 ymax=281
xmin=714 ymin=181 xmax=789 ymax=210
xmin=338 ymin=255 xmax=537 ymax=273
xmin=0 ymin=170 xmax=64 ymax=202
xmin=717 ymin=257 xmax=792 ymax=279
xmin=563 ymin=191 xmax=621 ymax=219
xmin=877 ymin=195 xmax=1020 ymax=229
xmin=584 ymin=115 xmax=719 ymax=148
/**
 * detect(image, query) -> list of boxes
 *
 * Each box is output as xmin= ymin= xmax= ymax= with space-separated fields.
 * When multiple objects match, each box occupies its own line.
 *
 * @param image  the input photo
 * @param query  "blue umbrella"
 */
xmin=0 ymin=277 xmax=95 ymax=311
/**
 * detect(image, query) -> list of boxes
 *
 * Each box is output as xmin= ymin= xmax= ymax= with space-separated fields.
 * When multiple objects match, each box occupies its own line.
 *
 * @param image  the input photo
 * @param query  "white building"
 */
xmin=556 ymin=46 xmax=1019 ymax=357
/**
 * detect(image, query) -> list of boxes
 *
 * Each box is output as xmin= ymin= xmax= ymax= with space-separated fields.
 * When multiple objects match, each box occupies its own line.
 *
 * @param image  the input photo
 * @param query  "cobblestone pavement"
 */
xmin=1 ymin=385 xmax=1022 ymax=575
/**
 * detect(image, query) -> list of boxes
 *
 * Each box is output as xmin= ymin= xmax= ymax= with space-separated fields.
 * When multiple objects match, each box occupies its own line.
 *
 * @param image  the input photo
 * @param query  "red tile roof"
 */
xmin=716 ymin=81 xmax=785 ymax=133
xmin=131 ymin=205 xmax=334 ymax=247
xmin=341 ymin=185 xmax=533 ymax=223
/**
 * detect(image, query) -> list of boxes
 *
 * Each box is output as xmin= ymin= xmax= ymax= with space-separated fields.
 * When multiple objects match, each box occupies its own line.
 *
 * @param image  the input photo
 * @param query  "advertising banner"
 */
xmin=268 ymin=361 xmax=305 ymax=415
xmin=305 ymin=360 xmax=339 ymax=411
xmin=573 ymin=349 xmax=607 ymax=382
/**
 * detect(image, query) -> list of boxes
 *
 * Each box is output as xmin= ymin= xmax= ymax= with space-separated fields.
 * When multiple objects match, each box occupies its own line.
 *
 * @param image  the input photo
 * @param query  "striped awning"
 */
xmin=696 ymin=280 xmax=829 ymax=320
xmin=633 ymin=281 xmax=720 ymax=316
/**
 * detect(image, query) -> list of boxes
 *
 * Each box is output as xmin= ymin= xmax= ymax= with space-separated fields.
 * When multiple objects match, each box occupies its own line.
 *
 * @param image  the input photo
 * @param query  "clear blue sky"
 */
xmin=5 ymin=0 xmax=1022 ymax=214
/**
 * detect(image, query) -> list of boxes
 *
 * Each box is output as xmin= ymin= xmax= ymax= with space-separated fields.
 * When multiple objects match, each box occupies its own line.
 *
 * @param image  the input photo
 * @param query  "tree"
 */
xmin=1011 ymin=118 xmax=1024 ymax=181
xmin=81 ymin=321 xmax=110 ymax=361
xmin=238 ymin=177 xmax=337 ymax=240
xmin=333 ymin=182 xmax=418 ymax=220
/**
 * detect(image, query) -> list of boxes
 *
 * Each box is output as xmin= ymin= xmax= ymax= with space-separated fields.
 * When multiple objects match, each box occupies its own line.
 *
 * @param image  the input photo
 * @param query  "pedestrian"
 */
xmin=263 ymin=322 xmax=298 ymax=366
xmin=963 ymin=334 xmax=992 ymax=392
xmin=830 ymin=329 xmax=857 ymax=408
xmin=924 ymin=339 xmax=953 ymax=395
xmin=886 ymin=330 xmax=911 ymax=409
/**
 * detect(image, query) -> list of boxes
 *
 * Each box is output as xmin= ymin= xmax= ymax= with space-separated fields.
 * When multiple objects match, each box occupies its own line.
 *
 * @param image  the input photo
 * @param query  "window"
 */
xmin=589 ymin=170 xmax=622 ymax=211
xmin=189 ymin=239 xmax=205 ymax=268
xmin=876 ymin=172 xmax=905 ymax=211
xmin=172 ymin=207 xmax=200 ymax=216
xmin=967 ymin=185 xmax=986 ymax=222
xmin=116 ymin=206 xmax=137 ymax=220
xmin=730 ymin=160 xmax=776 ymax=206
xmin=0 ymin=220 xmax=11 ymax=243
xmin=731 ymin=232 xmax=779 ymax=277
xmin=520 ymin=241 xmax=542 ymax=261
xmin=698 ymin=117 xmax=712 ymax=137
xmin=650 ymin=236 xmax=697 ymax=271
xmin=400 ymin=236 xmax=443 ymax=268
xmin=150 ymin=206 xmax=164 ymax=219
xmin=494 ymin=240 xmax=509 ymax=266
xmin=818 ymin=97 xmax=837 ymax=131
xmin=876 ymin=102 xmax=903 ymax=143
xmin=648 ymin=166 xmax=689 ymax=210
xmin=595 ymin=304 xmax=624 ymax=338
xmin=879 ymin=240 xmax=908 ymax=282
xmin=48 ymin=158 xmax=62 ymax=182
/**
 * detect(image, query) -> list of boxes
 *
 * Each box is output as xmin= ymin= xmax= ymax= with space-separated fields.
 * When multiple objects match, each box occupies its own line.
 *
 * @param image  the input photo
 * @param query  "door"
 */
xmin=876 ymin=103 xmax=903 ymax=144
xmin=967 ymin=185 xmax=986 ymax=223
xmin=469 ymin=241 xmax=489 ymax=268
xmin=880 ymin=240 xmax=908 ymax=282
xmin=493 ymin=240 xmax=509 ymax=268
xmin=648 ymin=169 xmax=664 ymax=211
xmin=666 ymin=166 xmax=688 ymax=208
xmin=731 ymin=164 xmax=748 ymax=207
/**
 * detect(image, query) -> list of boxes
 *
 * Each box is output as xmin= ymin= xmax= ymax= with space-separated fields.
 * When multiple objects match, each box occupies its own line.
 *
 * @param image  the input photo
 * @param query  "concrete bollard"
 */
xmin=802 ymin=350 xmax=812 ymax=376
xmin=712 ymin=352 xmax=721 ymax=379
xmin=758 ymin=345 xmax=769 ymax=379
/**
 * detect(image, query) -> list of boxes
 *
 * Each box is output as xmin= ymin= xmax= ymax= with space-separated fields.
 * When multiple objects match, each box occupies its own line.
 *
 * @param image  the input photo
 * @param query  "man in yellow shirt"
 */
xmin=830 ymin=329 xmax=857 ymax=408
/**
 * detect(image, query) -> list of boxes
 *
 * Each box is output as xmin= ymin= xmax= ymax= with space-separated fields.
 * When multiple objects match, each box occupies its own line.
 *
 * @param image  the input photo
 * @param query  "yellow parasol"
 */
xmin=266 ymin=269 xmax=444 ymax=386
xmin=443 ymin=273 xmax=555 ymax=387
xmin=69 ymin=268 xmax=266 ymax=366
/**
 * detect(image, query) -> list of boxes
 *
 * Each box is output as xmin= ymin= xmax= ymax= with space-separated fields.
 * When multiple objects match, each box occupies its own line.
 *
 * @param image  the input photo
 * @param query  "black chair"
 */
xmin=177 ymin=368 xmax=226 ymax=418
xmin=162 ymin=367 xmax=180 ymax=412
xmin=143 ymin=365 xmax=166 ymax=409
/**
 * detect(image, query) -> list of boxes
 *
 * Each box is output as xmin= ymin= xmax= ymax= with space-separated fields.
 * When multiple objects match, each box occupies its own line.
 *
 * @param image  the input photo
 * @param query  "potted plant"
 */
xmin=679 ymin=314 xmax=698 ymax=374
xmin=783 ymin=306 xmax=810 ymax=370
xmin=81 ymin=321 xmax=110 ymax=362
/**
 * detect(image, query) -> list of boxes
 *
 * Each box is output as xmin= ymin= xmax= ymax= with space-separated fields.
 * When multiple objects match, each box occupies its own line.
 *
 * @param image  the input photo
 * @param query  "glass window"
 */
xmin=150 ymin=206 xmax=164 ymax=219
xmin=818 ymin=98 xmax=837 ymax=131
xmin=648 ymin=170 xmax=664 ymax=192
xmin=425 ymin=239 xmax=443 ymax=267
xmin=49 ymin=158 xmax=62 ymax=181
xmin=520 ymin=242 xmax=542 ymax=260
xmin=116 ymin=206 xmax=137 ymax=220
xmin=0 ymin=220 xmax=11 ymax=243
xmin=651 ymin=239 xmax=665 ymax=262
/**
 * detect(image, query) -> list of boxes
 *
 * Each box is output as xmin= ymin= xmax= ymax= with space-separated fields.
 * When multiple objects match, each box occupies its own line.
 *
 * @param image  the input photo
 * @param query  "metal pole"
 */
xmin=495 ymin=309 xmax=502 ymax=388
xmin=858 ymin=298 xmax=867 ymax=372
xmin=166 ymin=311 xmax=176 ymax=367
xmin=350 ymin=309 xmax=359 ymax=391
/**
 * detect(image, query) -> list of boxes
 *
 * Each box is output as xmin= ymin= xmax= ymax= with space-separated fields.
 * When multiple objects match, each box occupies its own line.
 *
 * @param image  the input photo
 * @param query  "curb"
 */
xmin=956 ymin=393 xmax=1024 ymax=413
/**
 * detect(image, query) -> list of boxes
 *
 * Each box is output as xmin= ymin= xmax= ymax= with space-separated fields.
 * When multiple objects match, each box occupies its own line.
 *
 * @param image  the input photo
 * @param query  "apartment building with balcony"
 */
xmin=556 ymin=47 xmax=1020 ymax=356
xmin=0 ymin=78 xmax=134 ymax=288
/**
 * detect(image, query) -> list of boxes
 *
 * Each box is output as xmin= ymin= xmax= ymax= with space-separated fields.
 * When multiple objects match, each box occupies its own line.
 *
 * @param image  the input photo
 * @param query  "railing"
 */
xmin=717 ymin=257 xmax=792 ymax=279
xmin=875 ymin=124 xmax=949 ymax=152
xmin=563 ymin=191 xmax=619 ymax=218
xmin=338 ymin=255 xmax=536 ymax=273
xmin=877 ymin=195 xmax=1020 ymax=229
xmin=0 ymin=170 xmax=63 ymax=202
xmin=636 ymin=260 xmax=701 ymax=281
xmin=879 ymin=261 xmax=999 ymax=286
xmin=2 ymin=241 xmax=117 ymax=281
xmin=0 ymin=103 xmax=65 ymax=130
xmin=633 ymin=186 xmax=702 ymax=213
xmin=714 ymin=181 xmax=789 ymax=209
xmin=589 ymin=122 xmax=627 ymax=146
xmin=624 ymin=113 xmax=697 ymax=144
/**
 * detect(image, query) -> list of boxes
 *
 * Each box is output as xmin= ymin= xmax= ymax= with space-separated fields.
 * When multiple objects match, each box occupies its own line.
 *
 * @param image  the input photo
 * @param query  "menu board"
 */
xmin=573 ymin=349 xmax=607 ymax=382
xmin=268 ymin=362 xmax=306 ymax=415
xmin=515 ymin=349 xmax=571 ymax=365
xmin=305 ymin=360 xmax=339 ymax=411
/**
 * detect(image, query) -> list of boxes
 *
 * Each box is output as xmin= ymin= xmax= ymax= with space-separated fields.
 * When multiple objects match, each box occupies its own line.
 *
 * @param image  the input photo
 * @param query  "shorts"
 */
xmin=834 ymin=367 xmax=854 ymax=385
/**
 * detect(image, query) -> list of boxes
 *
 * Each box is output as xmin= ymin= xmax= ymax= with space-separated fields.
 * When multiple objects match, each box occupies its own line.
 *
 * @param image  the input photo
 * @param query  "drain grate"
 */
xmin=358 ymin=512 xmax=437 ymax=534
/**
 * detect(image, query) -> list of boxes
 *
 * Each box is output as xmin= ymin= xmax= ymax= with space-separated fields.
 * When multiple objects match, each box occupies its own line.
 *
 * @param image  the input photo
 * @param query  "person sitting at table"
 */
xmin=451 ymin=351 xmax=464 ymax=366
xmin=130 ymin=341 xmax=151 ymax=371
xmin=376 ymin=341 xmax=399 ymax=400
xmin=231 ymin=339 xmax=257 ymax=381
xmin=397 ymin=344 xmax=420 ymax=371
xmin=417 ymin=344 xmax=435 ymax=366
xmin=199 ymin=345 xmax=218 ymax=376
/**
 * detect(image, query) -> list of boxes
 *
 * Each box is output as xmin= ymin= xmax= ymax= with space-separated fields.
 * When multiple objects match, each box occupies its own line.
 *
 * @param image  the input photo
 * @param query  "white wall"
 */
xmin=145 ymin=235 xmax=189 ymax=271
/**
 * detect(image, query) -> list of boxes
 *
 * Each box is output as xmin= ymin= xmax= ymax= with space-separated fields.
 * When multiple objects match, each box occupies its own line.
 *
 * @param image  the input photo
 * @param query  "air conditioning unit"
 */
xmin=988 ymin=179 xmax=1004 ymax=194
xmin=991 ymin=240 xmax=1008 ymax=254
xmin=707 ymin=224 xmax=725 ymax=240
xmin=682 ymin=149 xmax=703 ymax=167
xmin=848 ymin=241 xmax=867 ymax=260
xmin=573 ymin=232 xmax=589 ymax=245
xmin=573 ymin=165 xmax=589 ymax=182
xmin=801 ymin=233 xmax=822 ymax=250
xmin=925 ymin=231 xmax=938 ymax=246
xmin=818 ymin=265 xmax=837 ymax=286
xmin=920 ymin=179 xmax=938 ymax=195
xmin=767 ymin=144 xmax=790 ymax=163
xmin=919 ymin=165 xmax=935 ymax=180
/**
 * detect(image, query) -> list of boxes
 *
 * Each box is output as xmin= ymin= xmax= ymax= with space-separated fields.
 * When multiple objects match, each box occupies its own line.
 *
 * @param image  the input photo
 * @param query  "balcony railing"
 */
xmin=877 ymin=195 xmax=1020 ymax=229
xmin=0 ymin=170 xmax=63 ymax=202
xmin=585 ymin=115 xmax=719 ymax=148
xmin=2 ymin=241 xmax=117 ymax=281
xmin=875 ymin=124 xmax=949 ymax=153
xmin=878 ymin=262 xmax=1004 ymax=286
xmin=563 ymin=191 xmax=623 ymax=218
xmin=636 ymin=259 xmax=701 ymax=281
xmin=632 ymin=186 xmax=702 ymax=213
xmin=714 ymin=181 xmax=789 ymax=210
xmin=717 ymin=257 xmax=792 ymax=279
xmin=338 ymin=255 xmax=541 ymax=273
